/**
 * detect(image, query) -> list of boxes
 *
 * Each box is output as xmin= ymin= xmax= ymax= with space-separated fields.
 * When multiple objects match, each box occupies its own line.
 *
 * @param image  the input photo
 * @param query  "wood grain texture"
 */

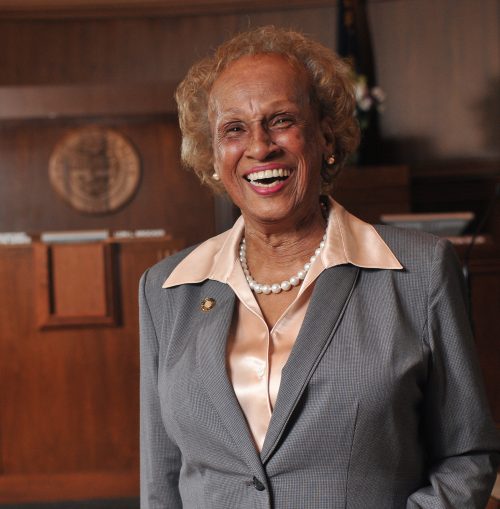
xmin=0 ymin=239 xmax=498 ymax=504
xmin=0 ymin=8 xmax=337 ymax=86
xmin=0 ymin=471 xmax=138 ymax=503
xmin=34 ymin=243 xmax=117 ymax=328
xmin=0 ymin=0 xmax=498 ymax=163
xmin=454 ymin=242 xmax=500 ymax=428
xmin=0 ymin=0 xmax=335 ymax=19
xmin=333 ymin=165 xmax=410 ymax=223
xmin=52 ymin=244 xmax=108 ymax=316
xmin=0 ymin=83 xmax=177 ymax=121
xmin=0 ymin=238 xmax=182 ymax=502
xmin=0 ymin=117 xmax=214 ymax=247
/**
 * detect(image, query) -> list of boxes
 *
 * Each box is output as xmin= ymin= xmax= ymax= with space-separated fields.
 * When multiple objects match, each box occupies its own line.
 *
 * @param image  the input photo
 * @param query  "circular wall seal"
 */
xmin=49 ymin=126 xmax=141 ymax=214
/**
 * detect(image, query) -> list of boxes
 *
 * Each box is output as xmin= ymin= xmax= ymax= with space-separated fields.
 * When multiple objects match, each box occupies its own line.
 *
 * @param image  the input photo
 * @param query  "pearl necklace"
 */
xmin=239 ymin=231 xmax=327 ymax=295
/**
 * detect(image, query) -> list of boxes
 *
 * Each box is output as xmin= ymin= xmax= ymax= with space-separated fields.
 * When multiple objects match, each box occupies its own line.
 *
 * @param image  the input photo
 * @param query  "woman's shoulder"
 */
xmin=141 ymin=244 xmax=200 ymax=294
xmin=373 ymin=224 xmax=457 ymax=271
xmin=374 ymin=223 xmax=442 ymax=247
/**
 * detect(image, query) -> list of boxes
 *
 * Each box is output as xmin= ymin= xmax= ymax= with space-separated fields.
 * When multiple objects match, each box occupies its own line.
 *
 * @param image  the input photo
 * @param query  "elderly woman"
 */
xmin=140 ymin=26 xmax=499 ymax=508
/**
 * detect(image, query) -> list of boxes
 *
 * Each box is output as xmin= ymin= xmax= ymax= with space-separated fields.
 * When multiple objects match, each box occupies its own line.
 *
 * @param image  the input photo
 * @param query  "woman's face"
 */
xmin=209 ymin=54 xmax=333 ymax=229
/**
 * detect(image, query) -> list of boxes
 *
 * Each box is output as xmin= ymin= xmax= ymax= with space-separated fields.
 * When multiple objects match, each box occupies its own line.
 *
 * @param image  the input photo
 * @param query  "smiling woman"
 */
xmin=140 ymin=25 xmax=500 ymax=509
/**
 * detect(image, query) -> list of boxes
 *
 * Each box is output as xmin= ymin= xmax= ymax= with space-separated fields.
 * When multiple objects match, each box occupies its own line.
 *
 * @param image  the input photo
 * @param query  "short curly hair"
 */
xmin=175 ymin=25 xmax=360 ymax=193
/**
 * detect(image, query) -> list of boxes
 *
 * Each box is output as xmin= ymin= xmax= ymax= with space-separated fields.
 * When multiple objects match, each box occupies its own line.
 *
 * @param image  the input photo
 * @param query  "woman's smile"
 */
xmin=243 ymin=165 xmax=293 ymax=194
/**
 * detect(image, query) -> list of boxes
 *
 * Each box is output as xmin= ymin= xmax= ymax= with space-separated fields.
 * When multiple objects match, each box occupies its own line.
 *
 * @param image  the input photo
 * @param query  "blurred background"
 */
xmin=0 ymin=0 xmax=498 ymax=507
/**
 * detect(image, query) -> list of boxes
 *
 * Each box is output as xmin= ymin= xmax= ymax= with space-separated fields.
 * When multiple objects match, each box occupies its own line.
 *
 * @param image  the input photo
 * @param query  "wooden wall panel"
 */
xmin=333 ymin=165 xmax=410 ymax=223
xmin=0 ymin=116 xmax=214 ymax=246
xmin=0 ymin=6 xmax=337 ymax=87
xmin=471 ymin=261 xmax=500 ymax=426
xmin=0 ymin=0 xmax=334 ymax=19
xmin=52 ymin=244 xmax=108 ymax=316
xmin=0 ymin=472 xmax=138 ymax=504
xmin=0 ymin=238 xmax=181 ymax=502
xmin=454 ymin=242 xmax=500 ymax=428
xmin=34 ymin=243 xmax=117 ymax=328
xmin=0 ymin=246 xmax=137 ymax=475
xmin=1 ymin=1 xmax=498 ymax=164
xmin=0 ymin=83 xmax=177 ymax=120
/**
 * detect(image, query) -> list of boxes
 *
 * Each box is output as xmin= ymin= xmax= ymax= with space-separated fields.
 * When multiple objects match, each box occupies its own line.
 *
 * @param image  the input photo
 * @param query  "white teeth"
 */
xmin=251 ymin=180 xmax=281 ymax=188
xmin=246 ymin=168 xmax=291 ymax=182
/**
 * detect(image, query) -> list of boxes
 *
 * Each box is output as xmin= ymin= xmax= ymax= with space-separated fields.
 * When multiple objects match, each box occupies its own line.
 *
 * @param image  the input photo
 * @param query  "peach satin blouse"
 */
xmin=163 ymin=200 xmax=402 ymax=451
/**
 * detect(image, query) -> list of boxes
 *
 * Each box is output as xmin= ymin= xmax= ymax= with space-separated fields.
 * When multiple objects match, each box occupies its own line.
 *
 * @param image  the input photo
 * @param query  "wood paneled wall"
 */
xmin=0 ymin=7 xmax=337 ymax=87
xmin=0 ymin=83 xmax=213 ymax=499
xmin=0 ymin=5 xmax=337 ymax=240
xmin=0 ymin=116 xmax=214 ymax=245
xmin=0 ymin=238 xmax=184 ymax=502
xmin=1 ymin=0 xmax=498 ymax=164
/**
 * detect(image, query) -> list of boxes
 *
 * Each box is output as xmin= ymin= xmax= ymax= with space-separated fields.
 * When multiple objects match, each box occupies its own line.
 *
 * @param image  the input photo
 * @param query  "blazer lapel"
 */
xmin=260 ymin=264 xmax=360 ymax=463
xmin=194 ymin=280 xmax=266 ymax=478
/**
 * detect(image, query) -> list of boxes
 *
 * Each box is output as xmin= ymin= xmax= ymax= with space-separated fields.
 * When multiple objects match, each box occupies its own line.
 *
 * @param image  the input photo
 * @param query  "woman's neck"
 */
xmin=241 ymin=202 xmax=328 ymax=283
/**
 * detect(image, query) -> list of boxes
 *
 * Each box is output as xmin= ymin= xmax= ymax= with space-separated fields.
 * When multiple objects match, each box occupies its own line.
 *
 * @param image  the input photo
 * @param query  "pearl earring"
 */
xmin=212 ymin=172 xmax=220 ymax=181
xmin=327 ymin=155 xmax=335 ymax=166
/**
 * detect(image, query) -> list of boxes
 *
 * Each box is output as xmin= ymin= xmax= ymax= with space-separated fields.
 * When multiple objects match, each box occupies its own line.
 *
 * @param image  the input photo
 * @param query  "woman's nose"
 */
xmin=245 ymin=125 xmax=277 ymax=160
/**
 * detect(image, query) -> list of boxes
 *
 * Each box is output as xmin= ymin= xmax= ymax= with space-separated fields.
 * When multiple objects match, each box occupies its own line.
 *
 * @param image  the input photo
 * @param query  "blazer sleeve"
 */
xmin=139 ymin=269 xmax=183 ymax=509
xmin=407 ymin=239 xmax=500 ymax=508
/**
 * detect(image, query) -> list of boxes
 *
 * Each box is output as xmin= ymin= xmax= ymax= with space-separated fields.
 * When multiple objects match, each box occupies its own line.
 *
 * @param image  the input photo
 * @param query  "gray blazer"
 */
xmin=140 ymin=225 xmax=499 ymax=509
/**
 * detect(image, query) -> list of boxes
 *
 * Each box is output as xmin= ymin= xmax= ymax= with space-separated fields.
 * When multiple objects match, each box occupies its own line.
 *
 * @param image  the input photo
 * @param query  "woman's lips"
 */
xmin=244 ymin=167 xmax=291 ymax=194
xmin=244 ymin=167 xmax=292 ymax=194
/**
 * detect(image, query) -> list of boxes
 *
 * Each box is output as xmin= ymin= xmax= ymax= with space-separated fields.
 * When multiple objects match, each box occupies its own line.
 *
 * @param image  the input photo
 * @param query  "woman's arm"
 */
xmin=407 ymin=239 xmax=500 ymax=508
xmin=139 ymin=269 xmax=183 ymax=509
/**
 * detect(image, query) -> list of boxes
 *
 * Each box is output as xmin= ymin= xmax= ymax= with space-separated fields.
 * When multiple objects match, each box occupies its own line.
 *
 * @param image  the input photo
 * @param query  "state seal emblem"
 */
xmin=49 ymin=126 xmax=141 ymax=214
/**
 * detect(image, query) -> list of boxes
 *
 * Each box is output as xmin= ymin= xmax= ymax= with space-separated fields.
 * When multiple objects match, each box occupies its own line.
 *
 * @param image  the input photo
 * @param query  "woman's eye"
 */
xmin=223 ymin=125 xmax=244 ymax=137
xmin=272 ymin=117 xmax=293 ymax=128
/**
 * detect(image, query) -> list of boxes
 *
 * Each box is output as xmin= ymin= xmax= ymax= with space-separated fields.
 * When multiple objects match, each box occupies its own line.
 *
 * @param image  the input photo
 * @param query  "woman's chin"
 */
xmin=240 ymin=199 xmax=307 ymax=230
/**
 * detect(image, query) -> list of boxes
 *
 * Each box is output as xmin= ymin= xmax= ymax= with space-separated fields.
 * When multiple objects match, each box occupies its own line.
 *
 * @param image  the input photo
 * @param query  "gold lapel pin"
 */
xmin=201 ymin=297 xmax=216 ymax=312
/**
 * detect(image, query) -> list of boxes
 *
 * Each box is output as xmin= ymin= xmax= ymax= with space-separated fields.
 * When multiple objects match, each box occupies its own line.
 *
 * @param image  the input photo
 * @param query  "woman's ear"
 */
xmin=320 ymin=116 xmax=335 ymax=156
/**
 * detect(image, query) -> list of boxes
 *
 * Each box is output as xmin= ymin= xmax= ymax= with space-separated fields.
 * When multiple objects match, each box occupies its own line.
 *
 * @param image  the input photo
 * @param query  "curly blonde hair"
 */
xmin=175 ymin=25 xmax=360 ymax=193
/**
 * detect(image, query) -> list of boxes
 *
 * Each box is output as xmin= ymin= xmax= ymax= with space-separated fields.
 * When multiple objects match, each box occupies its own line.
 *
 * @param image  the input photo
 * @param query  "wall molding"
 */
xmin=0 ymin=0 xmax=336 ymax=19
xmin=0 ymin=471 xmax=138 ymax=504
xmin=0 ymin=83 xmax=177 ymax=120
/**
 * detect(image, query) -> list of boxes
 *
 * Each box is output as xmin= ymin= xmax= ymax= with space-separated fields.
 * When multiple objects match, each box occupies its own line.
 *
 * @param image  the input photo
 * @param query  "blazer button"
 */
xmin=252 ymin=476 xmax=265 ymax=491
